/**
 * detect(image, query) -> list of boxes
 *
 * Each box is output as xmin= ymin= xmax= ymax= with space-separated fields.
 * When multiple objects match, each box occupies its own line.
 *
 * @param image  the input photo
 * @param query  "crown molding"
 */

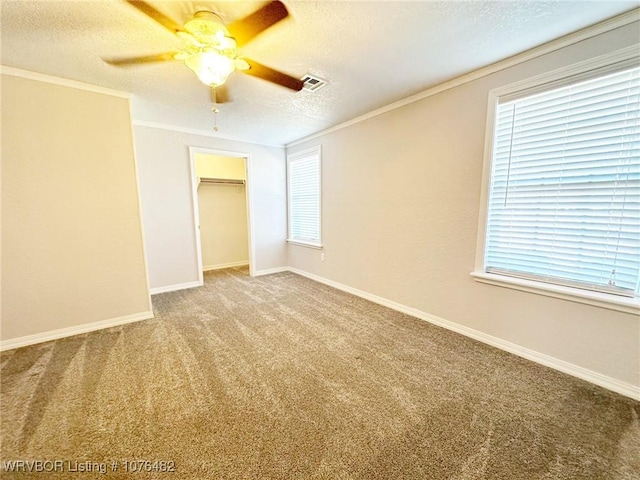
xmin=132 ymin=120 xmax=226 ymax=139
xmin=131 ymin=120 xmax=284 ymax=148
xmin=0 ymin=68 xmax=281 ymax=148
xmin=287 ymin=8 xmax=640 ymax=148
xmin=0 ymin=66 xmax=131 ymax=99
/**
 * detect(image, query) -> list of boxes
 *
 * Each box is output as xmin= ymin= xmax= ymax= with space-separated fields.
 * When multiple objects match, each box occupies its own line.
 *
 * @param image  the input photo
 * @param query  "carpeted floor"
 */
xmin=1 ymin=267 xmax=639 ymax=479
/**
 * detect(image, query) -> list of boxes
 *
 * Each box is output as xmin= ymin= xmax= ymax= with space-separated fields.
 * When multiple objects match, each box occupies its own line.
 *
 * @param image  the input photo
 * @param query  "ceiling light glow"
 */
xmin=179 ymin=12 xmax=240 ymax=87
xmin=185 ymin=50 xmax=236 ymax=87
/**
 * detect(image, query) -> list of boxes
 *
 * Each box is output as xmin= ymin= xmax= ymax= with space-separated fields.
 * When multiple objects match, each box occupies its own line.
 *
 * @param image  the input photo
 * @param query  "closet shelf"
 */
xmin=199 ymin=177 xmax=245 ymax=186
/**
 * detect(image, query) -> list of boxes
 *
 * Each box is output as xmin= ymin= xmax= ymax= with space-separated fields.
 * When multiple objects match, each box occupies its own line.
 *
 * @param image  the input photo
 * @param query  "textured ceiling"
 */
xmin=1 ymin=1 xmax=637 ymax=146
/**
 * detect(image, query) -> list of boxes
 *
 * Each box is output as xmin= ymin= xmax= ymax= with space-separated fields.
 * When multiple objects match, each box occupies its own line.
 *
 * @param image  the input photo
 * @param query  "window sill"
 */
xmin=287 ymin=239 xmax=323 ymax=250
xmin=470 ymin=271 xmax=639 ymax=315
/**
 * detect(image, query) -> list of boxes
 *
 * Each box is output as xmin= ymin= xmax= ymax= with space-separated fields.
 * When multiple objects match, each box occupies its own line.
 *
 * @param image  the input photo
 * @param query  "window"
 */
xmin=287 ymin=146 xmax=321 ymax=247
xmin=474 ymin=51 xmax=639 ymax=312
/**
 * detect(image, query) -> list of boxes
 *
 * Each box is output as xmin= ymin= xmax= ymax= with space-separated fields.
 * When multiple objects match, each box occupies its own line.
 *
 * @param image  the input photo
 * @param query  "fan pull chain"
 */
xmin=212 ymin=105 xmax=219 ymax=132
xmin=211 ymin=86 xmax=220 ymax=132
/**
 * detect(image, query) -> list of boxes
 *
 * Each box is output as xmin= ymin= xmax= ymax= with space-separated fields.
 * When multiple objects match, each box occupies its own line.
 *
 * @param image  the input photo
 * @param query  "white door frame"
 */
xmin=188 ymin=146 xmax=255 ymax=281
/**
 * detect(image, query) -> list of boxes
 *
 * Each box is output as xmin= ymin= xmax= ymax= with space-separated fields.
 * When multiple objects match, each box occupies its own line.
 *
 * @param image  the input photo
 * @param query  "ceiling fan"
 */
xmin=106 ymin=0 xmax=304 ymax=102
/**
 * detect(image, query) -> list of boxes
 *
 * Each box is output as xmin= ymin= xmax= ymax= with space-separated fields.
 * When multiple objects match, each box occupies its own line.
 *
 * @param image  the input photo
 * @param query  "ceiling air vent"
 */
xmin=301 ymin=74 xmax=328 ymax=92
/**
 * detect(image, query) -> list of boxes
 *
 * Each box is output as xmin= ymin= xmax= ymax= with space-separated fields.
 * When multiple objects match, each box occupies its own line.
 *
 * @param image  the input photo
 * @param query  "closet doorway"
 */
xmin=189 ymin=147 xmax=254 ymax=282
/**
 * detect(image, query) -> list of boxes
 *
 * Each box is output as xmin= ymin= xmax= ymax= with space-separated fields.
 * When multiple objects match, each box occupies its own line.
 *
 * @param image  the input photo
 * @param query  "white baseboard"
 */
xmin=0 ymin=311 xmax=155 ymax=352
xmin=203 ymin=261 xmax=249 ymax=272
xmin=252 ymin=267 xmax=289 ymax=277
xmin=288 ymin=267 xmax=640 ymax=401
xmin=150 ymin=280 xmax=203 ymax=295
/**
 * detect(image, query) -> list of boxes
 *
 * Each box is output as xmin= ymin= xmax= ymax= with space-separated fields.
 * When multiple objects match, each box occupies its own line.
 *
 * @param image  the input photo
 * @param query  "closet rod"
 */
xmin=199 ymin=177 xmax=245 ymax=185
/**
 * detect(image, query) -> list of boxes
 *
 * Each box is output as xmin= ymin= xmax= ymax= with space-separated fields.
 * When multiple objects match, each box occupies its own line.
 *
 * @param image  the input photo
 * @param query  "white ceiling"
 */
xmin=1 ymin=1 xmax=637 ymax=146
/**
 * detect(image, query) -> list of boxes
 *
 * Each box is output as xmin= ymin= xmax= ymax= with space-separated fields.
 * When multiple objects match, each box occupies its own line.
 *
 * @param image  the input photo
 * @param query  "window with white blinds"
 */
xmin=287 ymin=147 xmax=321 ymax=246
xmin=483 ymin=65 xmax=640 ymax=298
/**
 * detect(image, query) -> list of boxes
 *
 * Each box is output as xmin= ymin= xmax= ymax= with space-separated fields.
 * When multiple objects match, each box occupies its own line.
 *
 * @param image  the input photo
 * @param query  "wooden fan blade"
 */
xmin=126 ymin=0 xmax=182 ymax=34
xmin=211 ymin=85 xmax=230 ymax=104
xmin=227 ymin=1 xmax=289 ymax=47
xmin=241 ymin=58 xmax=303 ymax=91
xmin=104 ymin=52 xmax=177 ymax=66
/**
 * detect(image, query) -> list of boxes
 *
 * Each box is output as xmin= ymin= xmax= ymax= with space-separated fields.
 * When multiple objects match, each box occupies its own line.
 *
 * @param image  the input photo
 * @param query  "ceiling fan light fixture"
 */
xmin=114 ymin=1 xmax=301 ymax=94
xmin=185 ymin=50 xmax=235 ymax=87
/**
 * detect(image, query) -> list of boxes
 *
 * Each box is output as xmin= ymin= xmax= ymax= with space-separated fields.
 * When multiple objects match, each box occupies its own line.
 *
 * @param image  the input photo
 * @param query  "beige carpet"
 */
xmin=1 ymin=267 xmax=639 ymax=479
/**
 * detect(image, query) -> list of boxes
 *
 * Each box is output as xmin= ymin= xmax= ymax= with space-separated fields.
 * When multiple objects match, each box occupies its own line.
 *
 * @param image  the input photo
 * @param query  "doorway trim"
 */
xmin=188 ymin=146 xmax=255 ymax=281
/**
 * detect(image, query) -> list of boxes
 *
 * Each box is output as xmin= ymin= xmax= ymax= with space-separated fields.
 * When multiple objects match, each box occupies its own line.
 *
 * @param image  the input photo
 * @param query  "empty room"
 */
xmin=1 ymin=1 xmax=639 ymax=478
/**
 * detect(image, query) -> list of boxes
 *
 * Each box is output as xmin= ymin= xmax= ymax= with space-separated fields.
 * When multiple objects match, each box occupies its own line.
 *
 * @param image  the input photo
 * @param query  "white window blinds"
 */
xmin=485 ymin=66 xmax=640 ymax=297
xmin=288 ymin=148 xmax=321 ymax=245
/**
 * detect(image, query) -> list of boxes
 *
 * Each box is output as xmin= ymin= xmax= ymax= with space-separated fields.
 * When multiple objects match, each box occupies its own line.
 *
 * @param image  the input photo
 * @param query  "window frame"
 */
xmin=473 ymin=46 xmax=640 ymax=315
xmin=286 ymin=145 xmax=322 ymax=249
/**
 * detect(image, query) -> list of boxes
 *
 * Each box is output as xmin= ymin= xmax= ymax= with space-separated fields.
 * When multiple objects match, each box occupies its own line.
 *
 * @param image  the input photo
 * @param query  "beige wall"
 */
xmin=134 ymin=126 xmax=287 ymax=290
xmin=196 ymin=155 xmax=249 ymax=269
xmin=1 ymin=74 xmax=151 ymax=343
xmin=287 ymin=23 xmax=640 ymax=389
xmin=195 ymin=153 xmax=246 ymax=180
